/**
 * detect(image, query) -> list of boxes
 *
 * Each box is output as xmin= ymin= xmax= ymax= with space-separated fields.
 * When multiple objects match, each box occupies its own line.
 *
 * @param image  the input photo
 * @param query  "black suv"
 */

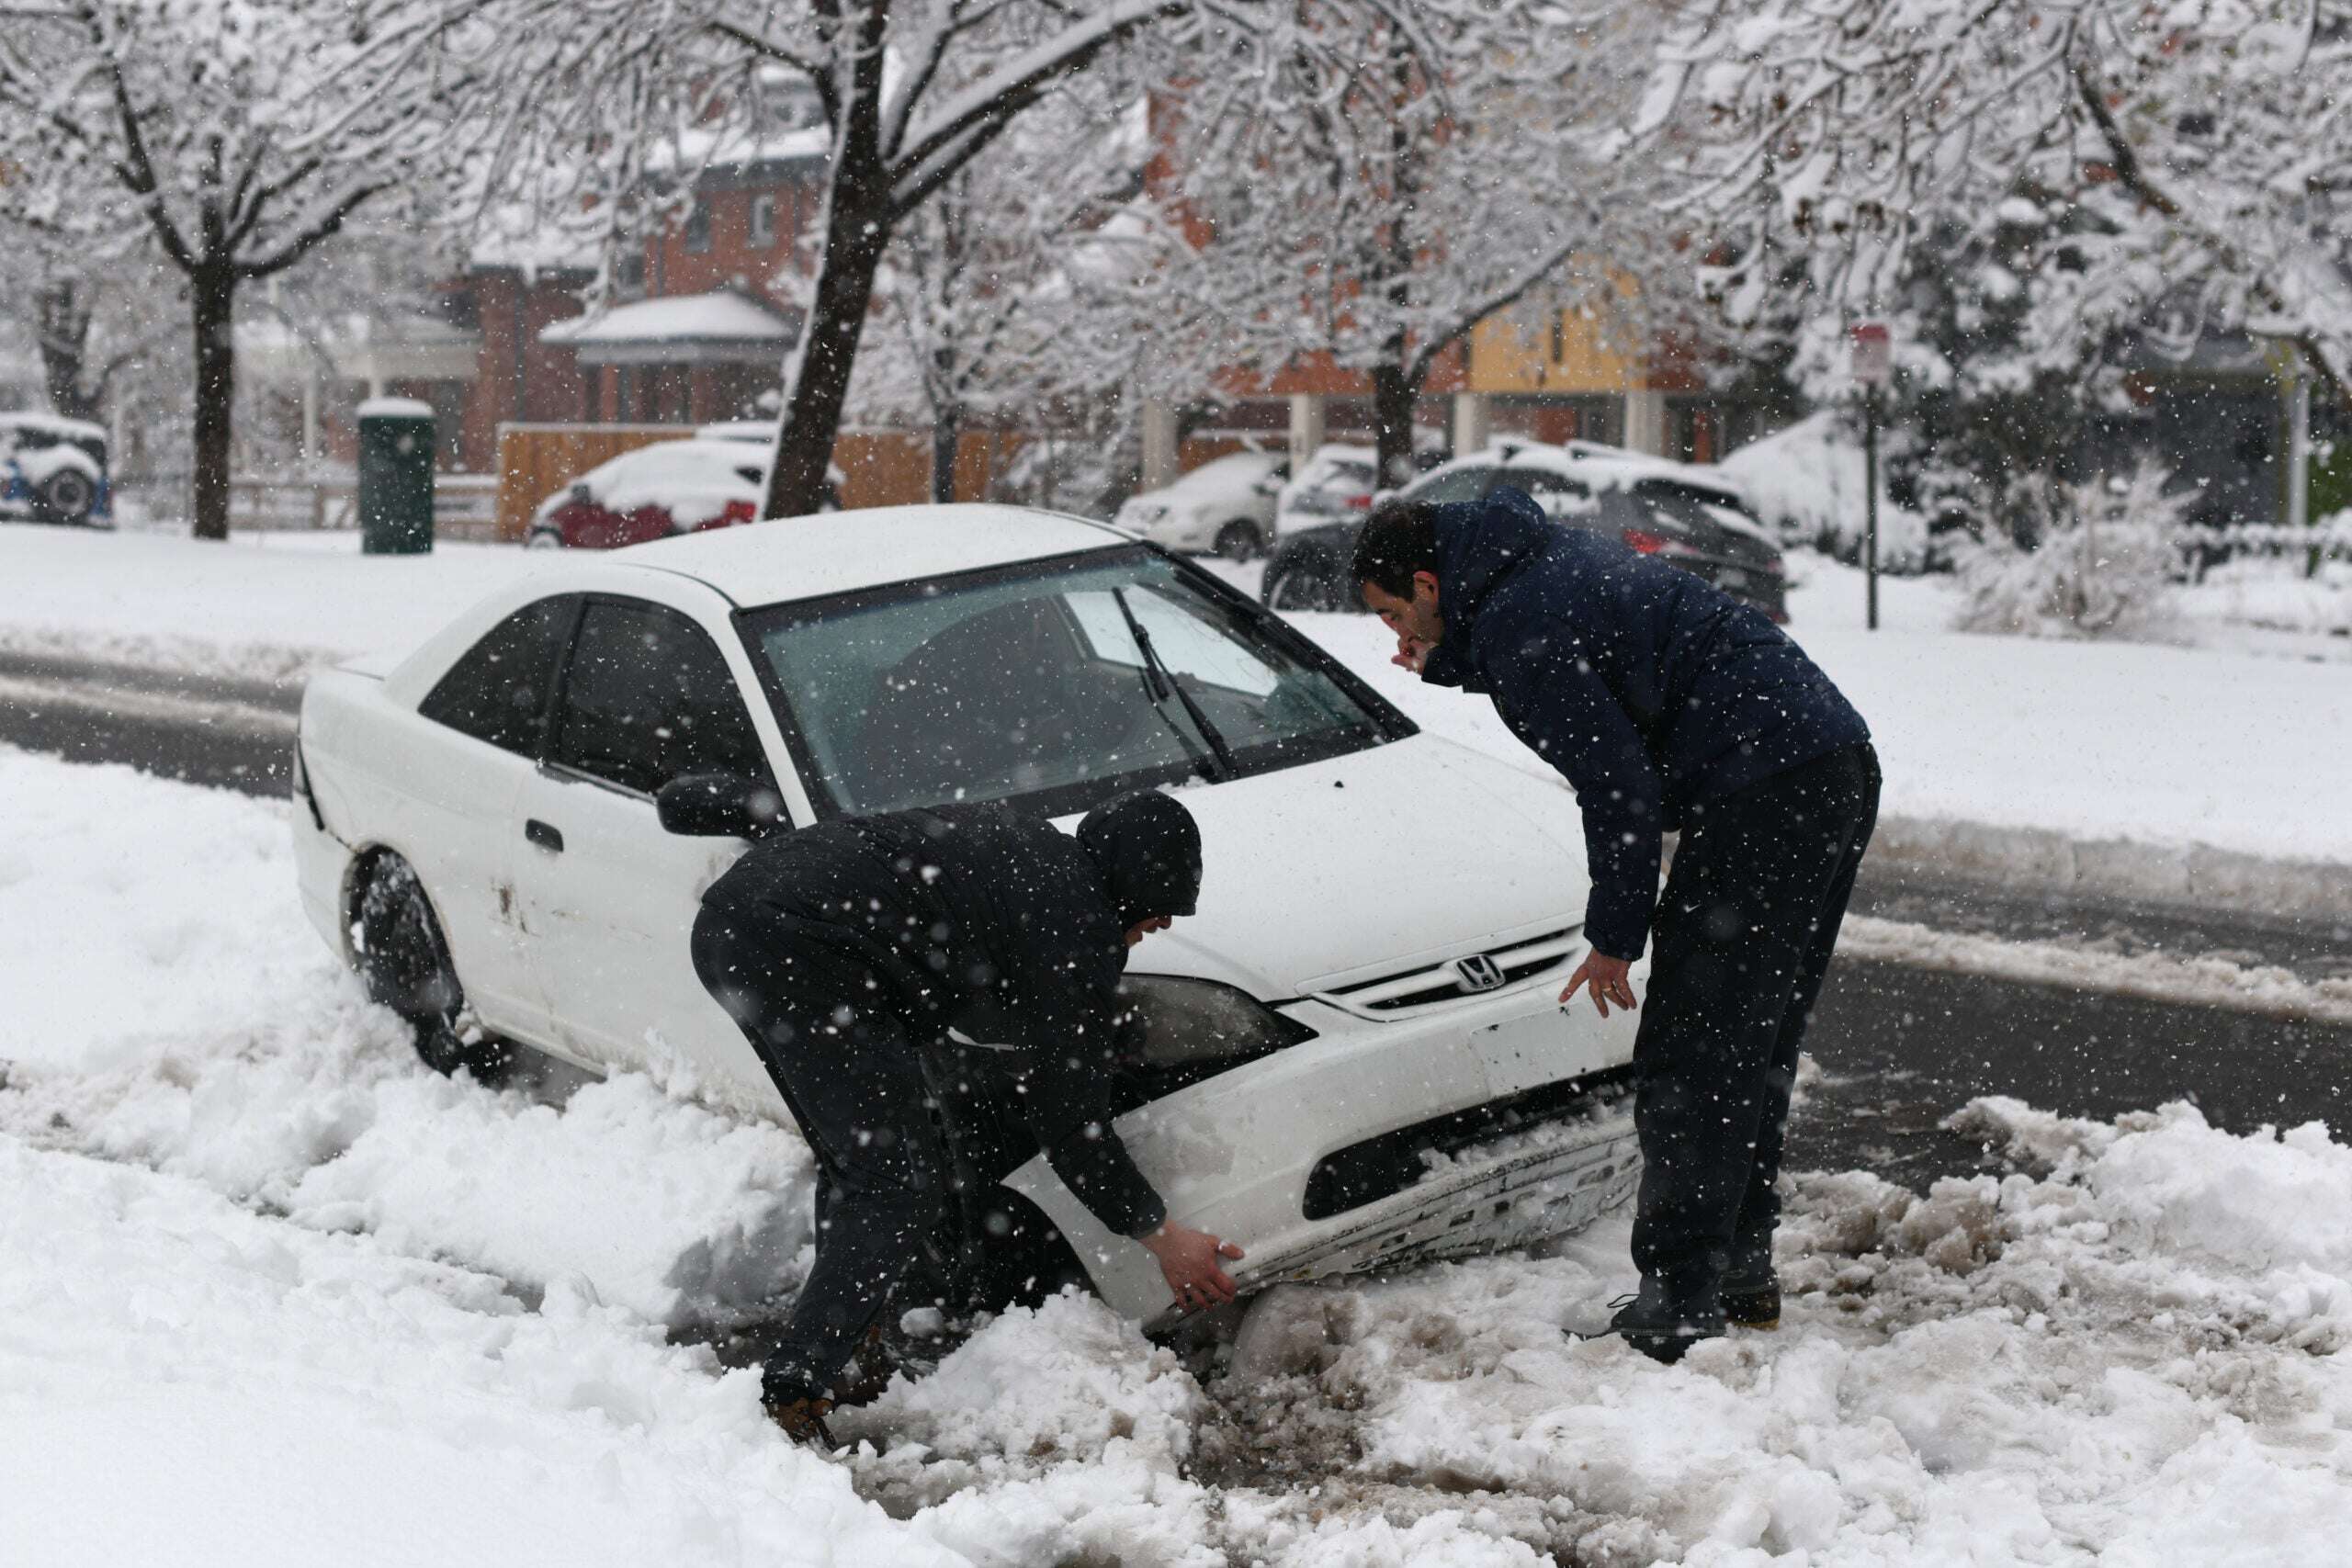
xmin=1261 ymin=442 xmax=1787 ymax=622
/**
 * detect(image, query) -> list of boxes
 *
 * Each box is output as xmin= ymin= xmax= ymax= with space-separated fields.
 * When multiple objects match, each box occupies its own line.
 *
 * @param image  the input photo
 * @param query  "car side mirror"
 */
xmin=569 ymin=482 xmax=594 ymax=504
xmin=656 ymin=773 xmax=786 ymax=838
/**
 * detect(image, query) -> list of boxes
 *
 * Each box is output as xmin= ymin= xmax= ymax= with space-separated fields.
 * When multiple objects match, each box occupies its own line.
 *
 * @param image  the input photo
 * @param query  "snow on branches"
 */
xmin=0 ymin=0 xmax=482 ymax=537
xmin=1647 ymin=0 xmax=2352 ymax=412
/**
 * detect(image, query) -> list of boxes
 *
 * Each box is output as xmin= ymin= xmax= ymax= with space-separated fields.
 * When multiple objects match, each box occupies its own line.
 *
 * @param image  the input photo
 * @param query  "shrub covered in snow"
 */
xmin=1719 ymin=411 xmax=1931 ymax=571
xmin=1950 ymin=460 xmax=2193 ymax=639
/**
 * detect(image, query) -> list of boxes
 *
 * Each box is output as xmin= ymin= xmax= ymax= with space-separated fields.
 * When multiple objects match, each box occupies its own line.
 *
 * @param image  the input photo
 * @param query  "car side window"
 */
xmin=417 ymin=594 xmax=579 ymax=757
xmin=550 ymin=599 xmax=771 ymax=795
xmin=1407 ymin=466 xmax=1496 ymax=505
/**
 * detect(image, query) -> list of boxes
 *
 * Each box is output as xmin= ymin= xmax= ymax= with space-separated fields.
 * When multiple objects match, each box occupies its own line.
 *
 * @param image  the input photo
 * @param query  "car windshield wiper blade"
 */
xmin=1112 ymin=588 xmax=1237 ymax=782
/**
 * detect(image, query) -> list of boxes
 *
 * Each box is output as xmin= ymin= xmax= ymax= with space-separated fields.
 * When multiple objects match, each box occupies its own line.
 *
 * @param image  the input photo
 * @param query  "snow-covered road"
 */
xmin=6 ymin=745 xmax=2351 ymax=1565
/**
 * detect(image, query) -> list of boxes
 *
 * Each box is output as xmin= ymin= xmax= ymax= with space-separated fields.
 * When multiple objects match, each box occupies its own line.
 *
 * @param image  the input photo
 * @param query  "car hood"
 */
xmin=1105 ymin=733 xmax=1589 ymax=998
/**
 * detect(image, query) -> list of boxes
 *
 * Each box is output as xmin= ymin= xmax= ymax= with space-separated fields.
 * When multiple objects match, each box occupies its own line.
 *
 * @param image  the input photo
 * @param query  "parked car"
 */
xmin=1 ymin=412 xmax=112 ymax=528
xmin=1261 ymin=440 xmax=1790 ymax=621
xmin=530 ymin=435 xmax=841 ymax=549
xmin=1113 ymin=450 xmax=1288 ymax=558
xmin=293 ymin=504 xmax=1642 ymax=1326
xmin=1272 ymin=443 xmax=1380 ymax=536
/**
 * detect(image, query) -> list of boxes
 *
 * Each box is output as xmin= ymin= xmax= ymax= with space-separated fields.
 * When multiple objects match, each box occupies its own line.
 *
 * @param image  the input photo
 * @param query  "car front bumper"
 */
xmin=1004 ymin=953 xmax=1645 ymax=1325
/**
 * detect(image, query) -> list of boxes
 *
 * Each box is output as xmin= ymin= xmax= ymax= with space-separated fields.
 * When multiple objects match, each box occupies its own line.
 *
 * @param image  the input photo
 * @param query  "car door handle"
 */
xmin=525 ymin=818 xmax=564 ymax=853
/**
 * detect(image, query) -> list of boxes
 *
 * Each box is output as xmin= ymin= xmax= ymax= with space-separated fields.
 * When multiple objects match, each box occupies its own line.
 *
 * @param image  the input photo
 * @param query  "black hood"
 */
xmin=1077 ymin=791 xmax=1203 ymax=927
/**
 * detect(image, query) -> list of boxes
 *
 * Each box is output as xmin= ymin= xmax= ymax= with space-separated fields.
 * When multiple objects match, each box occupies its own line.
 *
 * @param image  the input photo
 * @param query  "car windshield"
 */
xmin=741 ymin=547 xmax=1404 ymax=818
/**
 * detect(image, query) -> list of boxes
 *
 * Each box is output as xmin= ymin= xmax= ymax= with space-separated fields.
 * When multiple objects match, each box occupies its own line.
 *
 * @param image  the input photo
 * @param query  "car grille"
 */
xmin=1302 ymin=1065 xmax=1636 ymax=1220
xmin=1311 ymin=926 xmax=1582 ymax=1018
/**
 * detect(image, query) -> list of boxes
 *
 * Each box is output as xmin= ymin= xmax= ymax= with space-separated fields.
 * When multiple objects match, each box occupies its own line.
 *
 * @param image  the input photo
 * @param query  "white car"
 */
xmin=292 ymin=505 xmax=1641 ymax=1325
xmin=1113 ymin=451 xmax=1287 ymax=558
xmin=1272 ymin=443 xmax=1379 ymax=536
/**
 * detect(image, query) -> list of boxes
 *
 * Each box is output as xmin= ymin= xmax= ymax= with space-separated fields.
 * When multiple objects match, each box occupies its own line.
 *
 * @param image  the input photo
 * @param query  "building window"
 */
xmin=616 ymin=247 xmax=646 ymax=297
xmin=684 ymin=200 xmax=713 ymax=254
xmin=750 ymin=194 xmax=778 ymax=249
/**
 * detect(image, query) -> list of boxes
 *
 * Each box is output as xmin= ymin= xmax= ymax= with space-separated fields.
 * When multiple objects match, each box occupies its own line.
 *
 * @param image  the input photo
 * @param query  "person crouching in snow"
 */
xmin=1351 ymin=490 xmax=1878 ymax=1362
xmin=689 ymin=790 xmax=1241 ymax=1442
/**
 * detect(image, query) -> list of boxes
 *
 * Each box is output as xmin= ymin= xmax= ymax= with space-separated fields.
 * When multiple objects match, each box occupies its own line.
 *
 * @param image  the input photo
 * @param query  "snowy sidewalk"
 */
xmin=5 ymin=744 xmax=2351 ymax=1565
xmin=6 ymin=523 xmax=2349 ymax=916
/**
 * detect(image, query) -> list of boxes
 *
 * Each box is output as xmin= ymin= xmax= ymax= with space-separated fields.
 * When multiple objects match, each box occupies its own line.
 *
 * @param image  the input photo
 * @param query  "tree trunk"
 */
xmin=930 ymin=400 xmax=963 ymax=504
xmin=764 ymin=184 xmax=893 ymax=520
xmin=35 ymin=276 xmax=102 ymax=425
xmin=190 ymin=267 xmax=238 ymax=542
xmin=1371 ymin=355 xmax=1419 ymax=491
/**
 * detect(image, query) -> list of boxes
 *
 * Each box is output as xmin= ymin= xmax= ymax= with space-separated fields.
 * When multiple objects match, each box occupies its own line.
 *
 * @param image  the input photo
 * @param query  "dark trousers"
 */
xmin=1629 ymin=742 xmax=1880 ymax=1303
xmin=689 ymin=897 xmax=949 ymax=1404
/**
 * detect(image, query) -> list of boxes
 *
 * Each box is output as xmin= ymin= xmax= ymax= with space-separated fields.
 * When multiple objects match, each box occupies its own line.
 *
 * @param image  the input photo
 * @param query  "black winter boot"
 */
xmin=1601 ymin=1277 xmax=1725 ymax=1364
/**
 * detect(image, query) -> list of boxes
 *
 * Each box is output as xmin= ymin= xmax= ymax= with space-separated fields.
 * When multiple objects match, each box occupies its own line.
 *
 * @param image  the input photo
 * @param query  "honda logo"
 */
xmin=1453 ymin=953 xmax=1505 ymax=993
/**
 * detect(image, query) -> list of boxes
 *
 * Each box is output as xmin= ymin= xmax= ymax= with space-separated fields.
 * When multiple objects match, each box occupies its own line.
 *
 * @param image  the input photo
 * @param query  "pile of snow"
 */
xmin=9 ymin=744 xmax=2352 ymax=1561
xmin=1720 ymin=411 xmax=1931 ymax=570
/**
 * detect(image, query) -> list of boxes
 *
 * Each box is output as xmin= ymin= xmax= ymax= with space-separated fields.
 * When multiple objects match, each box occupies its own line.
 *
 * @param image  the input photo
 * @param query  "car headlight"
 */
xmin=1115 ymin=975 xmax=1315 ymax=1066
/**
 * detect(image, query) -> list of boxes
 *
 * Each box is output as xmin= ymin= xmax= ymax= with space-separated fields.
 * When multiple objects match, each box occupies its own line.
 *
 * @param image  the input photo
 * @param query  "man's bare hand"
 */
xmin=1138 ymin=1223 xmax=1245 ymax=1312
xmin=1391 ymin=632 xmax=1431 ymax=673
xmin=1562 ymin=952 xmax=1638 ymax=1018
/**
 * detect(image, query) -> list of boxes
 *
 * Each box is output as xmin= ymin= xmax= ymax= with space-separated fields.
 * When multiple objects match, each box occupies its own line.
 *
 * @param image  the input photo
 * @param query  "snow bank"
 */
xmin=0 ymin=748 xmax=812 ymax=1330
xmin=0 ymin=1139 xmax=944 ymax=1568
xmin=0 ymin=526 xmax=546 ymax=683
xmin=9 ymin=743 xmax=2352 ymax=1561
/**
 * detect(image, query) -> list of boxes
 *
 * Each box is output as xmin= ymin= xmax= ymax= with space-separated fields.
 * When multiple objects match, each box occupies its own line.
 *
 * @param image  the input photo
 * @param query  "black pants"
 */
xmin=1629 ymin=742 xmax=1880 ymax=1303
xmin=689 ymin=893 xmax=951 ymax=1404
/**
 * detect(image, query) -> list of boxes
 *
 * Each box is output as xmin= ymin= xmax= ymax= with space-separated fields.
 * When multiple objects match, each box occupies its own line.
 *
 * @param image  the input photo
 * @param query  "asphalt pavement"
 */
xmin=4 ymin=651 xmax=2345 ymax=1186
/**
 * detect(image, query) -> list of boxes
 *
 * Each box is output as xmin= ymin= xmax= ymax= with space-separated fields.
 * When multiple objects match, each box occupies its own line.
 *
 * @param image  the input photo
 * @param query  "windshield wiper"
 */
xmin=1112 ymin=588 xmax=1238 ymax=782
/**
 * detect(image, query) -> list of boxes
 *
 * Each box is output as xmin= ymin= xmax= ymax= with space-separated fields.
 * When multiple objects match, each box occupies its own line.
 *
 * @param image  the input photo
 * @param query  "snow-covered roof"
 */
xmin=616 ymin=503 xmax=1123 ymax=609
xmin=543 ymin=290 xmax=797 ymax=366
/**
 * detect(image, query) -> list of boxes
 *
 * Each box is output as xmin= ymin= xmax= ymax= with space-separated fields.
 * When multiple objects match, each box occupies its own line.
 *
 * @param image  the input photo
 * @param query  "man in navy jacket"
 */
xmin=1353 ymin=487 xmax=1878 ymax=1361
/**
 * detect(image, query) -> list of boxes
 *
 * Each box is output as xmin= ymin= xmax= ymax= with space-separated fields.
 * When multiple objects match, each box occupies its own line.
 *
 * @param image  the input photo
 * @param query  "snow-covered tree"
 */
xmin=469 ymin=0 xmax=1327 ymax=520
xmin=0 ymin=0 xmax=481 ymax=538
xmin=1146 ymin=2 xmax=1677 ymax=485
xmin=835 ymin=90 xmax=1152 ymax=503
xmin=1644 ymin=0 xmax=2352 ymax=415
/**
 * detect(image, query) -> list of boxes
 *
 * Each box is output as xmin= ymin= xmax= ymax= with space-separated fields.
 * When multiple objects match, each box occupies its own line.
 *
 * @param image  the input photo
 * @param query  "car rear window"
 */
xmin=549 ymin=600 xmax=771 ymax=795
xmin=418 ymin=595 xmax=578 ymax=757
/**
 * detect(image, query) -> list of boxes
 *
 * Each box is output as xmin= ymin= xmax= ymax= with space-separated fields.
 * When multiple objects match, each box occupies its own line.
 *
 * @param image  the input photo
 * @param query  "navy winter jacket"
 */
xmin=1419 ymin=488 xmax=1870 ymax=960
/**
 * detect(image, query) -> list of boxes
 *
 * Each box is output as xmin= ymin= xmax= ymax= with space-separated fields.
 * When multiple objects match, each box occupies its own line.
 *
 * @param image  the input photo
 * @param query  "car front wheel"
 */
xmin=526 ymin=526 xmax=564 ymax=550
xmin=352 ymin=852 xmax=513 ymax=1082
xmin=1264 ymin=557 xmax=1340 ymax=612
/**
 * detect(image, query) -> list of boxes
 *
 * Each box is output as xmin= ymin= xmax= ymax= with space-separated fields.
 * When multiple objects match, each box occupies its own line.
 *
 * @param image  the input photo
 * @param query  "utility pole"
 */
xmin=1851 ymin=322 xmax=1892 ymax=630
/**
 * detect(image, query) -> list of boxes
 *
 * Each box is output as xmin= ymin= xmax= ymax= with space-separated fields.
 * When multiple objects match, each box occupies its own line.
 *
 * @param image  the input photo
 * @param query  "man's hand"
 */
xmin=1138 ymin=1222 xmax=1245 ymax=1313
xmin=1562 ymin=952 xmax=1638 ymax=1018
xmin=1391 ymin=631 xmax=1431 ymax=673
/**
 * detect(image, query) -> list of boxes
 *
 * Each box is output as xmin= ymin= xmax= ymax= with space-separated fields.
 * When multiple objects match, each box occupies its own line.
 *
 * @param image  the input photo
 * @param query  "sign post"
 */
xmin=1850 ymin=322 xmax=1892 ymax=630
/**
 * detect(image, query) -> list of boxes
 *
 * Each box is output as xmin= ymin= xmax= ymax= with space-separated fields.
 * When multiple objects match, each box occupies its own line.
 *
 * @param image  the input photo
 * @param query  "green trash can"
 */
xmin=357 ymin=397 xmax=436 ymax=555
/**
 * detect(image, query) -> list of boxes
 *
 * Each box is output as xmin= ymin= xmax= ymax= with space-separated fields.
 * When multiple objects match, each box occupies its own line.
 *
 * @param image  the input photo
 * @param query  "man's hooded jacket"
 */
xmin=699 ymin=791 xmax=1201 ymax=1237
xmin=1419 ymin=488 xmax=1869 ymax=961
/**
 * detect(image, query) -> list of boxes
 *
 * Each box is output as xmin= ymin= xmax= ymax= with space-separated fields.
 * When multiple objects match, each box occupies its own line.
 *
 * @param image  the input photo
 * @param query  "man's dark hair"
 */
xmin=1351 ymin=500 xmax=1442 ymax=598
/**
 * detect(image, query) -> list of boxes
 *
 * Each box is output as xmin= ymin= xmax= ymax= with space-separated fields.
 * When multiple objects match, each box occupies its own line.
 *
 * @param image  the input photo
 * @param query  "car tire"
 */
xmin=352 ymin=852 xmax=514 ymax=1082
xmin=1264 ymin=558 xmax=1340 ymax=612
xmin=526 ymin=526 xmax=564 ymax=550
xmin=1213 ymin=520 xmax=1263 ymax=560
xmin=36 ymin=468 xmax=96 ymax=525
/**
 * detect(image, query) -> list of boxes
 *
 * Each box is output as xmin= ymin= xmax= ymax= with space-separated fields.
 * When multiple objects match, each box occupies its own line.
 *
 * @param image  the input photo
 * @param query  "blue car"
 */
xmin=1 ymin=412 xmax=113 ymax=528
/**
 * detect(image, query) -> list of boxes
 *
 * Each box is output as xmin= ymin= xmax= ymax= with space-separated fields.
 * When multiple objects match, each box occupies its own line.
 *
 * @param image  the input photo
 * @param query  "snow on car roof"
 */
xmin=616 ymin=503 xmax=1125 ymax=607
xmin=1162 ymin=451 xmax=1282 ymax=491
xmin=0 ymin=411 xmax=107 ymax=445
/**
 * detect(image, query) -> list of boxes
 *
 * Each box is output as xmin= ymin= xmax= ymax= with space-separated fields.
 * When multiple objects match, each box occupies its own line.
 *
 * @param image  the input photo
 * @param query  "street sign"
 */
xmin=1850 ymin=321 xmax=1893 ymax=387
